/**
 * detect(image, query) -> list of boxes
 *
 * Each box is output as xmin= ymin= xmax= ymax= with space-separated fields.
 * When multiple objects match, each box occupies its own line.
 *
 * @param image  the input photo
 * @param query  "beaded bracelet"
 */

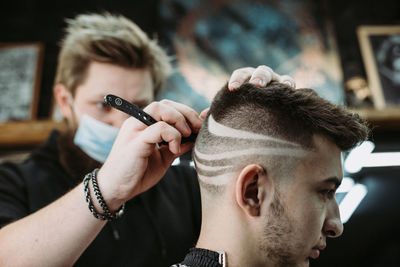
xmin=83 ymin=168 xmax=125 ymax=221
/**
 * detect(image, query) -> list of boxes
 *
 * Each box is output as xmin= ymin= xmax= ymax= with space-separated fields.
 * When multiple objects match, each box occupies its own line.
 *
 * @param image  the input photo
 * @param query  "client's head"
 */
xmin=193 ymin=82 xmax=369 ymax=267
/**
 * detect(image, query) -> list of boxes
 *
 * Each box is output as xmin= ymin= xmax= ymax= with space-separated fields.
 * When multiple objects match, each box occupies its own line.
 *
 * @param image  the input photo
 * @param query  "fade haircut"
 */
xmin=194 ymin=82 xmax=369 ymax=193
xmin=54 ymin=12 xmax=171 ymax=96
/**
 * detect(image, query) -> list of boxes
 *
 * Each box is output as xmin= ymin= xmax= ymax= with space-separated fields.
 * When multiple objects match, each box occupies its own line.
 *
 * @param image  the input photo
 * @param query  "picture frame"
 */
xmin=357 ymin=25 xmax=400 ymax=109
xmin=0 ymin=42 xmax=44 ymax=122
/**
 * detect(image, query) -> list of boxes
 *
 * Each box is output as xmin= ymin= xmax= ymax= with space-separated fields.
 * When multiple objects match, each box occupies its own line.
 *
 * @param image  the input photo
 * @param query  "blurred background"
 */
xmin=0 ymin=0 xmax=399 ymax=266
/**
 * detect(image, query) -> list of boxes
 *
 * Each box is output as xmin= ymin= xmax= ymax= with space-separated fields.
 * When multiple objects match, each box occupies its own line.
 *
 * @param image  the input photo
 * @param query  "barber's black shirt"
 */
xmin=0 ymin=130 xmax=201 ymax=267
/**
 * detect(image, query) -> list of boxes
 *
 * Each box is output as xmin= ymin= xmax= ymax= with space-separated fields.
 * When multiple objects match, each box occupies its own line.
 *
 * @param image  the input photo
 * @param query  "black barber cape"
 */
xmin=171 ymin=248 xmax=224 ymax=267
xmin=0 ymin=130 xmax=201 ymax=267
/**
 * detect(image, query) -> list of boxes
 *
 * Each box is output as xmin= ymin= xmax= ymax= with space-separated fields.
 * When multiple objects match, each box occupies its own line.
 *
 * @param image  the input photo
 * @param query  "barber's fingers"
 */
xmin=144 ymin=100 xmax=201 ymax=137
xmin=199 ymin=107 xmax=210 ymax=120
xmin=248 ymin=65 xmax=274 ymax=87
xmin=228 ymin=65 xmax=296 ymax=90
xmin=228 ymin=67 xmax=255 ymax=90
xmin=158 ymin=141 xmax=194 ymax=166
xmin=140 ymin=121 xmax=182 ymax=154
xmin=279 ymin=75 xmax=296 ymax=88
xmin=250 ymin=66 xmax=295 ymax=88
xmin=159 ymin=99 xmax=203 ymax=132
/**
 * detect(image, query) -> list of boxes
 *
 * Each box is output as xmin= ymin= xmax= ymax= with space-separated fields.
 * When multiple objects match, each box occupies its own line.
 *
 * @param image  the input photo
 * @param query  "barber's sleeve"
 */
xmin=0 ymin=162 xmax=29 ymax=228
xmin=188 ymin=165 xmax=202 ymax=234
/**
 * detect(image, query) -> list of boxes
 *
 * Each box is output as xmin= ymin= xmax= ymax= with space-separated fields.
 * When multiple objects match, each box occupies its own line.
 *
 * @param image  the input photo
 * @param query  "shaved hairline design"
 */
xmin=207 ymin=115 xmax=300 ymax=146
xmin=194 ymin=115 xmax=310 ymax=186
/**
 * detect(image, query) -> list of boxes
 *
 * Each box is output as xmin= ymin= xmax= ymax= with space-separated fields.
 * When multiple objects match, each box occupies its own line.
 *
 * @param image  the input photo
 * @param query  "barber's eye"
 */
xmin=96 ymin=102 xmax=111 ymax=111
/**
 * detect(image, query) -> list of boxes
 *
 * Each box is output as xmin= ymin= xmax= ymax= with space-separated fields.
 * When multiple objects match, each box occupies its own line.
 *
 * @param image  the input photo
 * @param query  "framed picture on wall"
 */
xmin=0 ymin=43 xmax=44 ymax=122
xmin=357 ymin=25 xmax=400 ymax=109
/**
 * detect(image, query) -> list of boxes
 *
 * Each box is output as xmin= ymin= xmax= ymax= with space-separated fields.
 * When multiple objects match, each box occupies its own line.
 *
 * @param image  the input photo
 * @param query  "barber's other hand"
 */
xmin=228 ymin=65 xmax=295 ymax=90
xmin=97 ymin=100 xmax=202 ymax=209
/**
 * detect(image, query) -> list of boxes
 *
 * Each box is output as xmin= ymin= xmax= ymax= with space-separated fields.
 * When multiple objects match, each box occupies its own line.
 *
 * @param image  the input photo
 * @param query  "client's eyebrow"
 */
xmin=320 ymin=177 xmax=342 ymax=189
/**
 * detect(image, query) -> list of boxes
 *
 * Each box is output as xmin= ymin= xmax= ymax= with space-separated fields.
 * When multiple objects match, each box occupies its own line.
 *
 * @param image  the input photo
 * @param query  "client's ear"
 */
xmin=235 ymin=164 xmax=270 ymax=217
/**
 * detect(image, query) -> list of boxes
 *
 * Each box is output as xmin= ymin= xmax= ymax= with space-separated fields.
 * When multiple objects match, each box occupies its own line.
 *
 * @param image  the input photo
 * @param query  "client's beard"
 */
xmin=260 ymin=191 xmax=300 ymax=267
xmin=57 ymin=129 xmax=102 ymax=183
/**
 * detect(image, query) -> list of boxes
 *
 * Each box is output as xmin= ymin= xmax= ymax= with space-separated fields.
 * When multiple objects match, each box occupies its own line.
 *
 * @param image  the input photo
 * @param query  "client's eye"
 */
xmin=319 ymin=189 xmax=335 ymax=200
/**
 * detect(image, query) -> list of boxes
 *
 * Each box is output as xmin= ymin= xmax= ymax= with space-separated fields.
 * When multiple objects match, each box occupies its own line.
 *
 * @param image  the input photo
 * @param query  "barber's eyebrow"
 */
xmin=320 ymin=177 xmax=342 ymax=189
xmin=99 ymin=94 xmax=149 ymax=107
xmin=132 ymin=100 xmax=150 ymax=107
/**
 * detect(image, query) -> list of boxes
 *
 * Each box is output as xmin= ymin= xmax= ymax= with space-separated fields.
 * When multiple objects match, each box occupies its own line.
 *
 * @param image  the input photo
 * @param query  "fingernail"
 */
xmin=250 ymin=78 xmax=265 ymax=86
xmin=283 ymin=81 xmax=292 ymax=86
xmin=230 ymin=82 xmax=240 ymax=89
xmin=184 ymin=124 xmax=191 ymax=133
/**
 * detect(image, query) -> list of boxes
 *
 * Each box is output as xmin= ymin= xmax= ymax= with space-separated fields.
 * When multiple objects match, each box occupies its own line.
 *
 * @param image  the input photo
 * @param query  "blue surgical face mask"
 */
xmin=73 ymin=114 xmax=119 ymax=163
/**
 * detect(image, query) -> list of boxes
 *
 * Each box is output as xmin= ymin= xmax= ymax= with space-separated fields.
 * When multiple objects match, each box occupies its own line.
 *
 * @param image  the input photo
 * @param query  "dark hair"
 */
xmin=208 ymin=82 xmax=369 ymax=151
xmin=193 ymin=82 xmax=369 ymax=194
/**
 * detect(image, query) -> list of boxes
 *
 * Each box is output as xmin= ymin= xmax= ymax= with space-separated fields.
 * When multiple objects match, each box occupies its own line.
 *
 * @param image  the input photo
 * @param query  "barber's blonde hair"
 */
xmin=54 ymin=12 xmax=172 ymax=96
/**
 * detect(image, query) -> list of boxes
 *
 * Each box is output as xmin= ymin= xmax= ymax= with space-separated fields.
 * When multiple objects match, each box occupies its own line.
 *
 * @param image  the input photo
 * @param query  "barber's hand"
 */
xmin=97 ymin=100 xmax=202 ymax=209
xmin=228 ymin=65 xmax=295 ymax=90
xmin=199 ymin=65 xmax=296 ymax=120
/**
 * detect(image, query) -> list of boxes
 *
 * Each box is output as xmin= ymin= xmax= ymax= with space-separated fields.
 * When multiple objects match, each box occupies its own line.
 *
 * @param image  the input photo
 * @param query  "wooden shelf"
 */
xmin=0 ymin=108 xmax=398 ymax=149
xmin=350 ymin=107 xmax=400 ymax=130
xmin=0 ymin=120 xmax=67 ymax=148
